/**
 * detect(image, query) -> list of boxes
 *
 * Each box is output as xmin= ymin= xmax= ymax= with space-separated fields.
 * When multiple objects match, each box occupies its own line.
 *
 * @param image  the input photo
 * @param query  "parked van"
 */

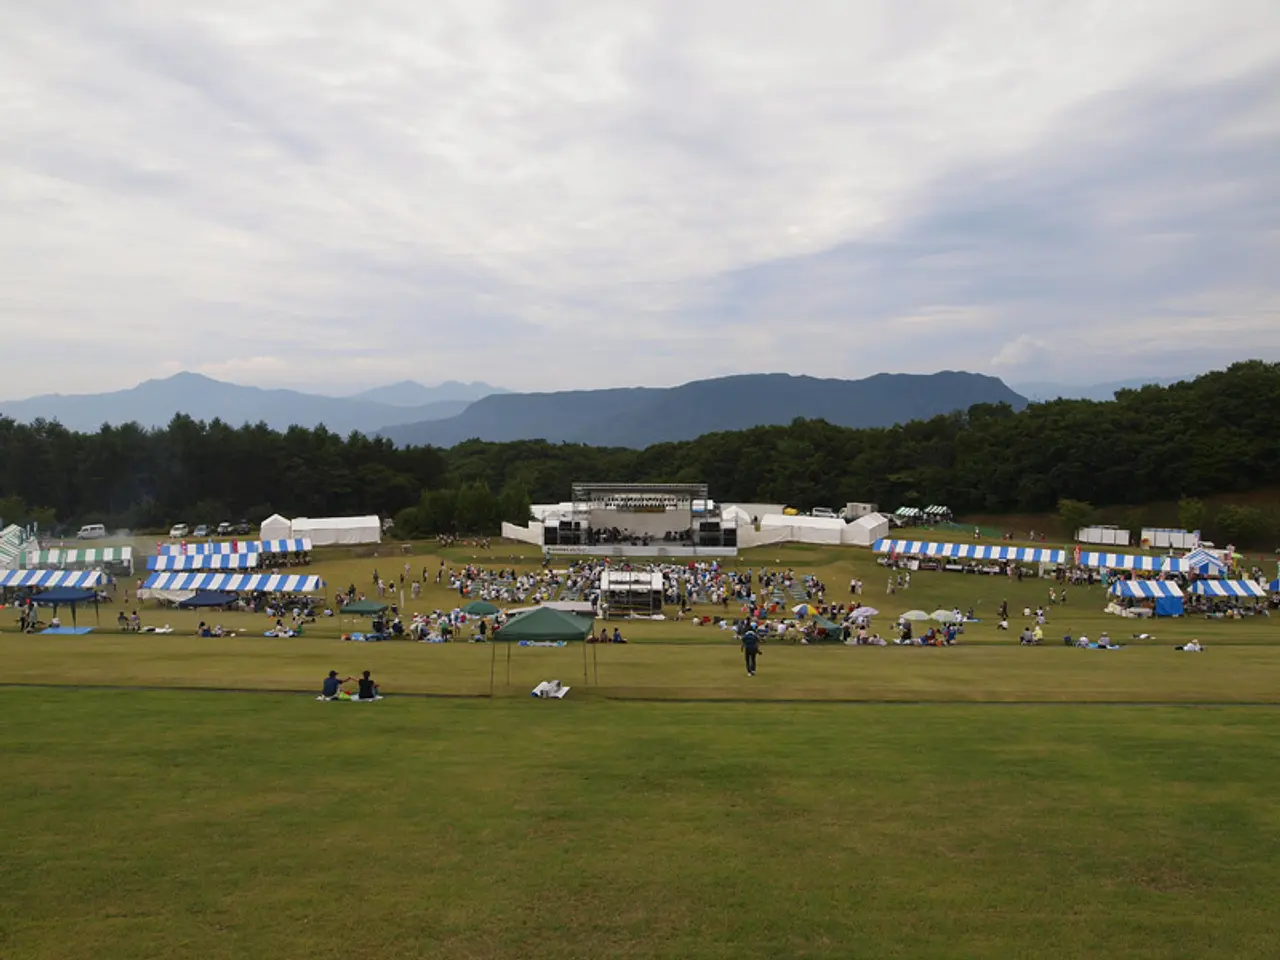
xmin=811 ymin=507 xmax=838 ymax=519
xmin=76 ymin=523 xmax=106 ymax=540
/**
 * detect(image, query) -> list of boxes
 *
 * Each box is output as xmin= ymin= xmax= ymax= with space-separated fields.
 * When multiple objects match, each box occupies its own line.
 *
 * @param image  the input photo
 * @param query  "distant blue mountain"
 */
xmin=0 ymin=372 xmax=475 ymax=433
xmin=379 ymin=371 xmax=1028 ymax=448
xmin=1011 ymin=376 xmax=1192 ymax=402
xmin=347 ymin=380 xmax=506 ymax=406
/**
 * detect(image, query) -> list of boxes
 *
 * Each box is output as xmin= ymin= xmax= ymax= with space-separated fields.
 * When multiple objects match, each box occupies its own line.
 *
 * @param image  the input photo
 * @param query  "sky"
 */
xmin=2 ymin=0 xmax=1279 ymax=397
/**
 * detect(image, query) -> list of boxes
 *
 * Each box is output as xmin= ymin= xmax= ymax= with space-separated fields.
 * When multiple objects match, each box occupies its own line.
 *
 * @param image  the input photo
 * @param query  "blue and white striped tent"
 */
xmin=1181 ymin=548 xmax=1227 ymax=577
xmin=1270 ymin=579 xmax=1280 ymax=593
xmin=872 ymin=540 xmax=1066 ymax=564
xmin=148 ymin=553 xmax=259 ymax=572
xmin=158 ymin=538 xmax=311 ymax=556
xmin=1080 ymin=552 xmax=1185 ymax=573
xmin=1189 ymin=580 xmax=1265 ymax=598
xmin=0 ymin=569 xmax=106 ymax=588
xmin=1109 ymin=580 xmax=1183 ymax=599
xmin=142 ymin=572 xmax=325 ymax=593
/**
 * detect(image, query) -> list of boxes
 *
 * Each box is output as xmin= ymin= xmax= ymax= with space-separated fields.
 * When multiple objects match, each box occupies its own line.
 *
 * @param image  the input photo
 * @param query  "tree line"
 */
xmin=1 ymin=361 xmax=1278 ymax=546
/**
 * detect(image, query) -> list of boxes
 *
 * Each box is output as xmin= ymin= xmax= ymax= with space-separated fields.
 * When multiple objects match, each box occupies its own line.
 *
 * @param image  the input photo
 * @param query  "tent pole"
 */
xmin=506 ymin=640 xmax=511 ymax=687
xmin=582 ymin=637 xmax=588 ymax=685
xmin=592 ymin=641 xmax=599 ymax=686
xmin=489 ymin=638 xmax=496 ymax=698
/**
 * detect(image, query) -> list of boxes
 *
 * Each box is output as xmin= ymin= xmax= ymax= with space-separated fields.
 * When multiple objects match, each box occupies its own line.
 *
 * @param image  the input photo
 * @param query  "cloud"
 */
xmin=0 ymin=0 xmax=1278 ymax=396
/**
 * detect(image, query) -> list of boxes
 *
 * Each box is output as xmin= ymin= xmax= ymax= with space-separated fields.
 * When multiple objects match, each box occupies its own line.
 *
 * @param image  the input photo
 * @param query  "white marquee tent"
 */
xmin=260 ymin=514 xmax=292 ymax=541
xmin=846 ymin=512 xmax=889 ymax=547
xmin=760 ymin=513 xmax=846 ymax=545
xmin=290 ymin=515 xmax=381 ymax=546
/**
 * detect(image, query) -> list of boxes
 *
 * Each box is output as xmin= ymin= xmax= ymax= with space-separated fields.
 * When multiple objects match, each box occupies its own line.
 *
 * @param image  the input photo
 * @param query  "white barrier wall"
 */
xmin=501 ymin=521 xmax=544 ymax=546
xmin=1077 ymin=526 xmax=1131 ymax=546
xmin=1141 ymin=528 xmax=1199 ymax=549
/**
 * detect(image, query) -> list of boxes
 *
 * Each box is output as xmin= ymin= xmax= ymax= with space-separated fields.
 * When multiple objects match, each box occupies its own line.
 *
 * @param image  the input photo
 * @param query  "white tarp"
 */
xmin=290 ymin=515 xmax=381 ymax=546
xmin=260 ymin=514 xmax=292 ymax=540
xmin=845 ymin=512 xmax=889 ymax=547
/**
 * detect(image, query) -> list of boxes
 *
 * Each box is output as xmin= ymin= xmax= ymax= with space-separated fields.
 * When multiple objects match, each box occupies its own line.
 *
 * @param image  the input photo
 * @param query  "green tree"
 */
xmin=1214 ymin=504 xmax=1270 ymax=547
xmin=455 ymin=481 xmax=497 ymax=533
xmin=498 ymin=479 xmax=532 ymax=526
xmin=1178 ymin=497 xmax=1206 ymax=534
xmin=1057 ymin=498 xmax=1095 ymax=539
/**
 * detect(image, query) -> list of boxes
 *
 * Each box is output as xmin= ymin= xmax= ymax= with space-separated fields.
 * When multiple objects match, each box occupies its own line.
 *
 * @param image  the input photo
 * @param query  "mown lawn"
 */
xmin=3 ymin=690 xmax=1280 ymax=959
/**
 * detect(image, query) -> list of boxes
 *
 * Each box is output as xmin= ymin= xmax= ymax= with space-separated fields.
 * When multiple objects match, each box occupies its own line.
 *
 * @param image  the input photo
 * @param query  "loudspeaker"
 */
xmin=723 ymin=528 xmax=737 ymax=546
xmin=544 ymin=527 xmax=559 ymax=545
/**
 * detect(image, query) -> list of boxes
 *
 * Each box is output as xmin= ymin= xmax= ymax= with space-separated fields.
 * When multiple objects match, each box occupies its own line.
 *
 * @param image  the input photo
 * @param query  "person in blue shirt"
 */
xmin=321 ymin=670 xmax=349 ymax=699
xmin=741 ymin=628 xmax=760 ymax=676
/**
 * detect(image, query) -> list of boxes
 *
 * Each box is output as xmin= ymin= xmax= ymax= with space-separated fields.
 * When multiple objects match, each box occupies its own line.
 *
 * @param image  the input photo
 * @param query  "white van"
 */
xmin=77 ymin=523 xmax=106 ymax=540
xmin=811 ymin=507 xmax=838 ymax=519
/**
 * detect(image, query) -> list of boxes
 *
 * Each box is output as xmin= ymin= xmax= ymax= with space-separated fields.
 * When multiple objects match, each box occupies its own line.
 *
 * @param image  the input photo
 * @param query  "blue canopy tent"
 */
xmin=1110 ymin=579 xmax=1184 ymax=617
xmin=1182 ymin=548 xmax=1228 ymax=578
xmin=148 ymin=553 xmax=258 ymax=571
xmin=1270 ymin=579 xmax=1280 ymax=593
xmin=178 ymin=591 xmax=240 ymax=609
xmin=1189 ymin=580 xmax=1266 ymax=599
xmin=871 ymin=540 xmax=1067 ymax=564
xmin=30 ymin=586 xmax=99 ymax=628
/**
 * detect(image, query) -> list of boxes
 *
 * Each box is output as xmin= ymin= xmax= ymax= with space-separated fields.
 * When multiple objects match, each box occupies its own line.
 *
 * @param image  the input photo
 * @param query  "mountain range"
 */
xmin=0 ymin=373 xmax=494 ymax=434
xmin=1009 ymin=376 xmax=1191 ymax=402
xmin=0 ymin=370 xmax=1029 ymax=446
xmin=378 ymin=371 xmax=1029 ymax=448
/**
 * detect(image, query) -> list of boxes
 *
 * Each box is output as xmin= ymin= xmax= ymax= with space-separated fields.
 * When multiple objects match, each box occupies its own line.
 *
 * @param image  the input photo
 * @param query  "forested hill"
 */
xmin=1 ymin=362 xmax=1278 ymax=544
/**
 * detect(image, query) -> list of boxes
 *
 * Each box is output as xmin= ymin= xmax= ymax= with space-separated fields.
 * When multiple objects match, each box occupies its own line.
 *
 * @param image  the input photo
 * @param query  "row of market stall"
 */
xmin=872 ymin=540 xmax=1237 ymax=576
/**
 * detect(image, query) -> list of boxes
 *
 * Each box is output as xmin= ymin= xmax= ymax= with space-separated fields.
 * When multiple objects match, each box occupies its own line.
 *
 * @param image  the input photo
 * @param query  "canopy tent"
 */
xmin=872 ymin=540 xmax=1066 ymax=564
xmin=141 ymin=572 xmax=324 ymax=593
xmin=290 ymin=515 xmax=381 ymax=546
xmin=1189 ymin=579 xmax=1266 ymax=599
xmin=1270 ymin=579 xmax=1280 ymax=593
xmin=1109 ymin=579 xmax=1184 ymax=616
xmin=461 ymin=600 xmax=501 ymax=617
xmin=29 ymin=547 xmax=132 ymax=570
xmin=339 ymin=599 xmax=389 ymax=615
xmin=158 ymin=538 xmax=311 ymax=556
xmin=495 ymin=606 xmax=593 ymax=642
xmin=1079 ymin=552 xmax=1185 ymax=573
xmin=0 ymin=569 xmax=105 ymax=589
xmin=29 ymin=586 xmax=99 ymax=627
xmin=760 ymin=513 xmax=845 ymax=545
xmin=846 ymin=512 xmax=889 ymax=547
xmin=1182 ymin=548 xmax=1228 ymax=577
xmin=923 ymin=505 xmax=952 ymax=518
xmin=807 ymin=615 xmax=845 ymax=641
xmin=893 ymin=507 xmax=923 ymax=520
xmin=260 ymin=514 xmax=292 ymax=540
xmin=178 ymin=591 xmax=240 ymax=608
xmin=148 ymin=553 xmax=259 ymax=571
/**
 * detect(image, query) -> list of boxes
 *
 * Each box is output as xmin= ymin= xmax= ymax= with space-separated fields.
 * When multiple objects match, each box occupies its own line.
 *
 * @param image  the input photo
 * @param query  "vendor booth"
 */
xmin=847 ymin=512 xmax=889 ymax=547
xmin=1109 ymin=580 xmax=1184 ymax=617
xmin=1181 ymin=548 xmax=1228 ymax=578
xmin=0 ymin=569 xmax=106 ymax=589
xmin=1189 ymin=580 xmax=1266 ymax=599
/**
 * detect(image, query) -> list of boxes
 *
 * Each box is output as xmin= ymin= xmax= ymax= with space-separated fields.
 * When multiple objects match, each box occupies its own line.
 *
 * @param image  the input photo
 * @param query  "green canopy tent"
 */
xmin=488 ymin=605 xmax=596 ymax=696
xmin=461 ymin=600 xmax=501 ymax=617
xmin=494 ymin=606 xmax=592 ymax=642
xmin=340 ymin=599 xmax=389 ymax=615
xmin=807 ymin=615 xmax=846 ymax=642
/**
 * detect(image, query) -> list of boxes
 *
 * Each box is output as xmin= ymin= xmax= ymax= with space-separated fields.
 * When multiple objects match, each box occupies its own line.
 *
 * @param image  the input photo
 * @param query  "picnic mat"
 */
xmin=40 ymin=626 xmax=96 ymax=635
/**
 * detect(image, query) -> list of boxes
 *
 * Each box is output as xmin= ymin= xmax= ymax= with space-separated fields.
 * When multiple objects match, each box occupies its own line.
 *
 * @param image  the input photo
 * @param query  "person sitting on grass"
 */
xmin=356 ymin=670 xmax=379 ymax=700
xmin=1176 ymin=639 xmax=1203 ymax=652
xmin=118 ymin=610 xmax=129 ymax=630
xmin=321 ymin=670 xmax=351 ymax=699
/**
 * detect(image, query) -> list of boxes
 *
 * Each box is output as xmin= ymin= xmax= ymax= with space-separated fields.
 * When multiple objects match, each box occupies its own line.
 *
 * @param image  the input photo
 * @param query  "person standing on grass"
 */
xmin=741 ymin=626 xmax=761 ymax=676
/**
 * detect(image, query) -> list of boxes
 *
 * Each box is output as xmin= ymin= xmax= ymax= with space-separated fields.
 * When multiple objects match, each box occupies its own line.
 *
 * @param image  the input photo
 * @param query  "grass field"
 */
xmin=4 ymin=541 xmax=1280 ymax=957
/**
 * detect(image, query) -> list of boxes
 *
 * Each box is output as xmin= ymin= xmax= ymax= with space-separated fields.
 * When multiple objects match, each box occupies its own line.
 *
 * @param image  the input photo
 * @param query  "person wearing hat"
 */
xmin=321 ymin=670 xmax=350 ymax=699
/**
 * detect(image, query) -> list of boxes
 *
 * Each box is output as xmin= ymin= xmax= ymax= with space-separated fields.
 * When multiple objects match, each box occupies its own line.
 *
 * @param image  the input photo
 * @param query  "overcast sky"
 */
xmin=3 ymin=0 xmax=1278 ymax=397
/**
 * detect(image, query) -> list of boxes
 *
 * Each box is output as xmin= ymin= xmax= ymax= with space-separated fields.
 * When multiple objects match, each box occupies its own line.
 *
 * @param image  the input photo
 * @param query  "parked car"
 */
xmin=193 ymin=524 xmax=209 ymax=538
xmin=76 ymin=523 xmax=107 ymax=540
xmin=169 ymin=523 xmax=189 ymax=538
xmin=216 ymin=521 xmax=233 ymax=536
xmin=811 ymin=507 xmax=838 ymax=519
xmin=233 ymin=520 xmax=252 ymax=535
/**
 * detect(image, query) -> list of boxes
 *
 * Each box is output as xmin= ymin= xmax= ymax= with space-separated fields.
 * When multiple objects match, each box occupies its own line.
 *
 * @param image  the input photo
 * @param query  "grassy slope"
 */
xmin=3 ymin=690 xmax=1280 ymax=960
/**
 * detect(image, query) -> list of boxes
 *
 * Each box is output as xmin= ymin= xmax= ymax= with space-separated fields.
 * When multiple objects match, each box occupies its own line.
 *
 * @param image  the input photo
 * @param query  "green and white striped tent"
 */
xmin=30 ymin=546 xmax=134 ymax=570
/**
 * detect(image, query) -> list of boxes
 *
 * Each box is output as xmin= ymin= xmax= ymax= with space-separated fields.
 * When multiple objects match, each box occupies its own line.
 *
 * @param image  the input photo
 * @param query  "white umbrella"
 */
xmin=900 ymin=609 xmax=930 ymax=621
xmin=931 ymin=609 xmax=961 ymax=622
xmin=852 ymin=606 xmax=879 ymax=617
